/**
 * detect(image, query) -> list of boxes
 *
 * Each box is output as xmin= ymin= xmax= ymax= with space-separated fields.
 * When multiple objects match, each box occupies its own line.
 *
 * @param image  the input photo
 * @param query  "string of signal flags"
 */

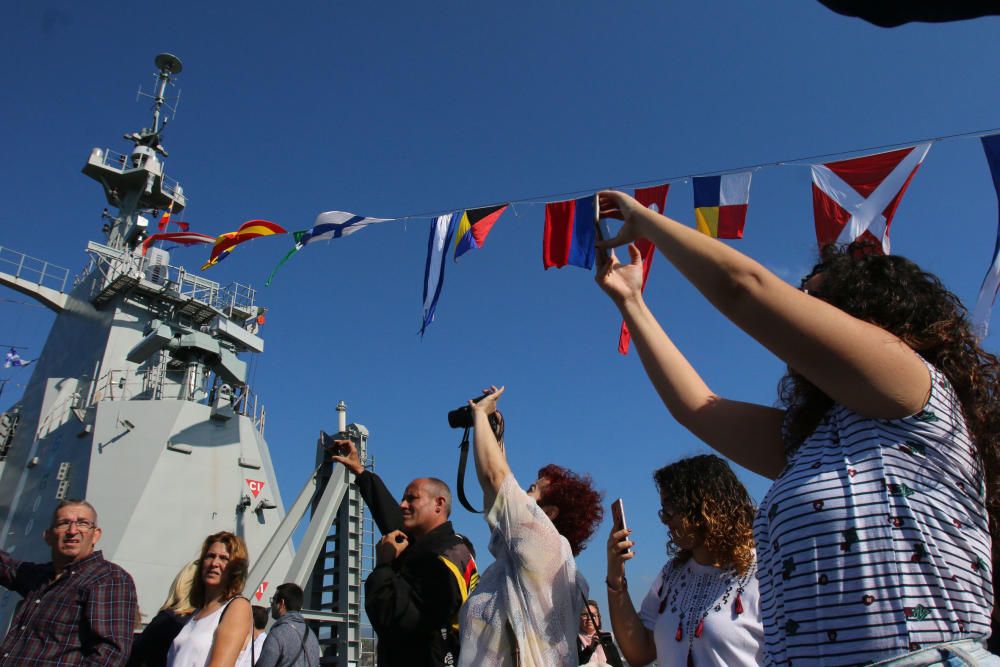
xmin=139 ymin=127 xmax=1000 ymax=351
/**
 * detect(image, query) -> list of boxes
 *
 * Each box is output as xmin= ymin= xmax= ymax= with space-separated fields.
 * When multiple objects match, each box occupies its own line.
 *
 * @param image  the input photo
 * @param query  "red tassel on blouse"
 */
xmin=695 ymin=618 xmax=705 ymax=638
xmin=734 ymin=592 xmax=744 ymax=615
xmin=675 ymin=622 xmax=683 ymax=641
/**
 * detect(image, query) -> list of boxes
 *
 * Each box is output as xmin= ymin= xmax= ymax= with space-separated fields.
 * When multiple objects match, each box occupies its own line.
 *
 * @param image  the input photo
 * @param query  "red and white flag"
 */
xmin=618 ymin=184 xmax=669 ymax=355
xmin=811 ymin=143 xmax=931 ymax=253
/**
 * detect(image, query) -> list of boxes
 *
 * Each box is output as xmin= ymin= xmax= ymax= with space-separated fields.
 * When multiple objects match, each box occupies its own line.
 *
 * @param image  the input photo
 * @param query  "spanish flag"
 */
xmin=202 ymin=220 xmax=286 ymax=270
xmin=693 ymin=172 xmax=752 ymax=239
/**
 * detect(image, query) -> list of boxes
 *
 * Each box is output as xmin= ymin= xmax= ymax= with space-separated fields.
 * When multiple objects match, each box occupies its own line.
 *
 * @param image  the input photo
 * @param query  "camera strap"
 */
xmin=456 ymin=427 xmax=483 ymax=514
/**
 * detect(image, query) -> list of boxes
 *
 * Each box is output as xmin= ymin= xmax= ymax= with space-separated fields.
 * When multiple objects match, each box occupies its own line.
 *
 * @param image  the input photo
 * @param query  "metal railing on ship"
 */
xmin=91 ymin=368 xmax=267 ymax=435
xmin=0 ymin=246 xmax=70 ymax=293
xmin=82 ymin=241 xmax=256 ymax=318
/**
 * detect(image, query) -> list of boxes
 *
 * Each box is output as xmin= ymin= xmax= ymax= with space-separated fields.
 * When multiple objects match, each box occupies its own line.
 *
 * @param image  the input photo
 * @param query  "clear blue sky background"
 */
xmin=3 ymin=1 xmax=1000 ymax=615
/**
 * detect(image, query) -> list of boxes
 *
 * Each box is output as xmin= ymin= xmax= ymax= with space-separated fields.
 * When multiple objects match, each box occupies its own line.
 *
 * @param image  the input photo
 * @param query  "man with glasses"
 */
xmin=255 ymin=583 xmax=319 ymax=667
xmin=0 ymin=499 xmax=138 ymax=665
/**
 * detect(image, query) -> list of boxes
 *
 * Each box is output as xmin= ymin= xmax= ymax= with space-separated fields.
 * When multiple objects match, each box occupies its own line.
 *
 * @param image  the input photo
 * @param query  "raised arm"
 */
xmin=330 ymin=440 xmax=404 ymax=534
xmin=597 ymin=243 xmax=786 ymax=478
xmin=598 ymin=192 xmax=930 ymax=424
xmin=469 ymin=386 xmax=511 ymax=511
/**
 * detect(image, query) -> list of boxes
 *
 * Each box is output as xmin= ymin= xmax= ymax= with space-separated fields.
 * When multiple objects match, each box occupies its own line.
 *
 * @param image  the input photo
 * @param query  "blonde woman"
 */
xmin=128 ymin=561 xmax=198 ymax=667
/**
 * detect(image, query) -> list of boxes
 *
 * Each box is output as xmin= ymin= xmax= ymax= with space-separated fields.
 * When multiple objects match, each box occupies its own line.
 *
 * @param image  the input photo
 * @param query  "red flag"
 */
xmin=619 ymin=184 xmax=669 ymax=354
xmin=141 ymin=232 xmax=216 ymax=256
xmin=811 ymin=144 xmax=930 ymax=253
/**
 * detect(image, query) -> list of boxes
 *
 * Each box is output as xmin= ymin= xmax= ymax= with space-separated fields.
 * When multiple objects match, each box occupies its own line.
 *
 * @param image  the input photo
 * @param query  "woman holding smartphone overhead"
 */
xmin=606 ymin=455 xmax=762 ymax=666
xmin=594 ymin=190 xmax=1000 ymax=666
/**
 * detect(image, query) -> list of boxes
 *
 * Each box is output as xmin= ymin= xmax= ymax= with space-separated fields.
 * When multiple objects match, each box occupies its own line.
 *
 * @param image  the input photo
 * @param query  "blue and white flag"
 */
xmin=300 ymin=210 xmax=392 ymax=245
xmin=265 ymin=210 xmax=392 ymax=286
xmin=972 ymin=134 xmax=1000 ymax=338
xmin=4 ymin=348 xmax=32 ymax=369
xmin=421 ymin=213 xmax=458 ymax=336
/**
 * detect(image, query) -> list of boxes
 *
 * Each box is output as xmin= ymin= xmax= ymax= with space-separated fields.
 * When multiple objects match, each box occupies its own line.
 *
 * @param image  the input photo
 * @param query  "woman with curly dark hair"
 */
xmin=458 ymin=386 xmax=605 ymax=667
xmin=607 ymin=455 xmax=762 ymax=666
xmin=594 ymin=189 xmax=1000 ymax=666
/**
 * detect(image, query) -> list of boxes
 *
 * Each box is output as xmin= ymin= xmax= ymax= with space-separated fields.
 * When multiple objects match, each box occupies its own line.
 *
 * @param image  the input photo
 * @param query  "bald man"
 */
xmin=330 ymin=441 xmax=477 ymax=667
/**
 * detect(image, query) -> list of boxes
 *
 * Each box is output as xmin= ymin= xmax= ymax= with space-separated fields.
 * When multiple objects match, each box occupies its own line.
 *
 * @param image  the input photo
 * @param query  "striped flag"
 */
xmin=543 ymin=195 xmax=597 ymax=269
xmin=264 ymin=211 xmax=392 ymax=286
xmin=811 ymin=144 xmax=930 ymax=253
xmin=421 ymin=213 xmax=458 ymax=336
xmin=453 ymin=204 xmax=508 ymax=261
xmin=202 ymin=220 xmax=287 ymax=270
xmin=972 ymin=134 xmax=1000 ymax=338
xmin=693 ymin=172 xmax=752 ymax=239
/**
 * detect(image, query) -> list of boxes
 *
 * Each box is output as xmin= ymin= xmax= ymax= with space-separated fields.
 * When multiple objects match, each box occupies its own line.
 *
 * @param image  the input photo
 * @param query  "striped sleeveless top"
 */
xmin=754 ymin=362 xmax=993 ymax=666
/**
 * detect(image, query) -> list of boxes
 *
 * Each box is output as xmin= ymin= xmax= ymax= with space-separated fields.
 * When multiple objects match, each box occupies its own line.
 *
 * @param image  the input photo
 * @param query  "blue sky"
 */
xmin=2 ymin=2 xmax=1000 ymax=611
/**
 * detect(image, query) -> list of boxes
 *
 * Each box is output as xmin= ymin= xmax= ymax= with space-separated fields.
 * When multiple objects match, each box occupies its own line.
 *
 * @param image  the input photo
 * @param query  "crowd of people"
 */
xmin=2 ymin=188 xmax=1000 ymax=666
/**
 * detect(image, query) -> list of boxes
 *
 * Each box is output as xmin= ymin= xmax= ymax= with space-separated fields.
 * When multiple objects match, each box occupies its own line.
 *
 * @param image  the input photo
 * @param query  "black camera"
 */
xmin=320 ymin=430 xmax=351 ymax=456
xmin=447 ymin=395 xmax=488 ymax=429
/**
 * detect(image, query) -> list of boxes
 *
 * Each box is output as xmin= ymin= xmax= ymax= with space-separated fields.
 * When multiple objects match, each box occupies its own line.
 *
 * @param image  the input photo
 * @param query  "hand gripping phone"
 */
xmin=611 ymin=498 xmax=631 ymax=554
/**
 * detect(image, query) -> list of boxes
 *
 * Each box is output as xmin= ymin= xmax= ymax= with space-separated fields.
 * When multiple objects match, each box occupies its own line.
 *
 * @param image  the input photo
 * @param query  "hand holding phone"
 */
xmin=611 ymin=498 xmax=631 ymax=554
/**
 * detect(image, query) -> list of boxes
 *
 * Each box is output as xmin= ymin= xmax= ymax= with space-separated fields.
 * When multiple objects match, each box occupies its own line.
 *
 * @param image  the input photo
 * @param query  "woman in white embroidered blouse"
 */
xmin=457 ymin=386 xmax=605 ymax=667
xmin=606 ymin=454 xmax=762 ymax=667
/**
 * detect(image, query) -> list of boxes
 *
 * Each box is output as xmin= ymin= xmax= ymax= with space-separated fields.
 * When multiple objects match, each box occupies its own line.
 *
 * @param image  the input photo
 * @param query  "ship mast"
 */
xmin=82 ymin=53 xmax=186 ymax=251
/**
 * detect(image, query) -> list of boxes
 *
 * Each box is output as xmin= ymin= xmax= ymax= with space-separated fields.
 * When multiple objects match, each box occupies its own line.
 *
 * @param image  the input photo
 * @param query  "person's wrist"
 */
xmin=606 ymin=575 xmax=627 ymax=592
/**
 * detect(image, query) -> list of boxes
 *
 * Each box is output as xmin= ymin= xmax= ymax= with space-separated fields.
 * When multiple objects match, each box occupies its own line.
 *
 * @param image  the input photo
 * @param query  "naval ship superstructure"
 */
xmin=0 ymin=54 xmax=374 ymax=665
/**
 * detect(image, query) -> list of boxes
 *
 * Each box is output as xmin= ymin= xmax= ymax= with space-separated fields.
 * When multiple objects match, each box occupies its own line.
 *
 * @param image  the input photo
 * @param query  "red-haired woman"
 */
xmin=458 ymin=386 xmax=605 ymax=667
xmin=607 ymin=455 xmax=762 ymax=666
xmin=595 ymin=190 xmax=1000 ymax=665
xmin=167 ymin=532 xmax=253 ymax=667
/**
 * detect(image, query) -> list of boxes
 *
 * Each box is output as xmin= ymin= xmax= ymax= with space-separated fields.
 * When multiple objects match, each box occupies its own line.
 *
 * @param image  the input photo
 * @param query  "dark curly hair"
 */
xmin=190 ymin=531 xmax=250 ymax=608
xmin=537 ymin=463 xmax=604 ymax=556
xmin=654 ymin=455 xmax=756 ymax=575
xmin=780 ymin=240 xmax=1000 ymax=577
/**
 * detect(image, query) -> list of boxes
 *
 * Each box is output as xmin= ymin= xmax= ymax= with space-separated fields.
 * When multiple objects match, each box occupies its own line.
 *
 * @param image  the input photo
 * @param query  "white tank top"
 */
xmin=167 ymin=597 xmax=251 ymax=667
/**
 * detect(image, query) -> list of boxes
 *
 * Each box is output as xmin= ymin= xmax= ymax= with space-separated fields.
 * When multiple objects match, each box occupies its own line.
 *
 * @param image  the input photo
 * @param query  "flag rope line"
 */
xmin=390 ymin=124 xmax=1000 ymax=222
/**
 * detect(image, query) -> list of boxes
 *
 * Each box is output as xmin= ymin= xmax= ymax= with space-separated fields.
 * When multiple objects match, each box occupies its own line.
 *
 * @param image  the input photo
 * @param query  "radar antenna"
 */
xmin=126 ymin=53 xmax=183 ymax=157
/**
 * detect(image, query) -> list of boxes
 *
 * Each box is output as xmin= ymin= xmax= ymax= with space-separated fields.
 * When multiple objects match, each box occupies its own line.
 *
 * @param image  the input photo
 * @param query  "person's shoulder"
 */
xmin=88 ymin=554 xmax=136 ymax=585
xmin=224 ymin=596 xmax=251 ymax=611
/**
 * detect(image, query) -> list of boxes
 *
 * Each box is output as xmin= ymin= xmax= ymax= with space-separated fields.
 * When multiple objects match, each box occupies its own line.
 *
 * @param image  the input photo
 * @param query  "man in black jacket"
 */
xmin=329 ymin=440 xmax=477 ymax=667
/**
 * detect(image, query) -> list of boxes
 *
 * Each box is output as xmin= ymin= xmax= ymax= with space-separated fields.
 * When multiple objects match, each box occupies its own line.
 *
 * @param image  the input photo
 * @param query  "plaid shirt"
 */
xmin=0 ymin=549 xmax=138 ymax=666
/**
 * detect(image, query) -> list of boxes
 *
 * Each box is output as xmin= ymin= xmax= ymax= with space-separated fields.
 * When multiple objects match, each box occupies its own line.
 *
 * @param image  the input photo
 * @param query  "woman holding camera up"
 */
xmin=606 ymin=455 xmax=762 ymax=666
xmin=457 ymin=386 xmax=605 ymax=667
